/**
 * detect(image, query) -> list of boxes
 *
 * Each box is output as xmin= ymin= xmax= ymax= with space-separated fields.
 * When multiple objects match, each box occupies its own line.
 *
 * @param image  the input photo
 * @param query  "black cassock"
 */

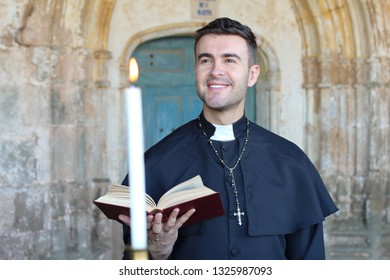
xmin=122 ymin=113 xmax=338 ymax=259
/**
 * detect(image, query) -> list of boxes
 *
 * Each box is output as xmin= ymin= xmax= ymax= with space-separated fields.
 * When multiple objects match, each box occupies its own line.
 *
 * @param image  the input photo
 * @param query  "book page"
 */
xmin=162 ymin=175 xmax=204 ymax=196
xmin=157 ymin=187 xmax=216 ymax=209
xmin=157 ymin=177 xmax=216 ymax=209
xmin=94 ymin=184 xmax=157 ymax=211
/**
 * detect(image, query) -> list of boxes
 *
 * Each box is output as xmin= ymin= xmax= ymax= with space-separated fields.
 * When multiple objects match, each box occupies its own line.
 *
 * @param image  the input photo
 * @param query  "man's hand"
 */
xmin=118 ymin=208 xmax=196 ymax=260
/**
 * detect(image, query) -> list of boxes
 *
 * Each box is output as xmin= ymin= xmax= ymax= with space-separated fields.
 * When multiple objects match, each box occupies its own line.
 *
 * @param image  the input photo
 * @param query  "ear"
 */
xmin=247 ymin=64 xmax=260 ymax=87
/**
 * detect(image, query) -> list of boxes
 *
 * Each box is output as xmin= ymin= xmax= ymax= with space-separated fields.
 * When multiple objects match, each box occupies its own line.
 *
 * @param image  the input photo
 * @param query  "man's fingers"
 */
xmin=147 ymin=208 xmax=196 ymax=235
xmin=118 ymin=214 xmax=130 ymax=225
xmin=164 ymin=209 xmax=179 ymax=231
xmin=175 ymin=209 xmax=196 ymax=228
xmin=152 ymin=213 xmax=163 ymax=233
xmin=118 ymin=208 xmax=195 ymax=229
xmin=147 ymin=214 xmax=154 ymax=230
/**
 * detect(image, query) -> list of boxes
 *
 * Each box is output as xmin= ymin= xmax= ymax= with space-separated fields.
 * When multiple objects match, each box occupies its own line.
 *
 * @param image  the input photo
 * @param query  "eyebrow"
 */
xmin=197 ymin=53 xmax=242 ymax=61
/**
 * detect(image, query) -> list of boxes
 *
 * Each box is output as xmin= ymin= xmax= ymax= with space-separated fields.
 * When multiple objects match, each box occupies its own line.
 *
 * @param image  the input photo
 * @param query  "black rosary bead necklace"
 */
xmin=197 ymin=116 xmax=250 ymax=226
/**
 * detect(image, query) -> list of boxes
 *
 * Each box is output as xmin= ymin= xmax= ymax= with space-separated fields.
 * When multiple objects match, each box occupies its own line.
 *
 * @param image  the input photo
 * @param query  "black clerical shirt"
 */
xmin=122 ymin=113 xmax=338 ymax=259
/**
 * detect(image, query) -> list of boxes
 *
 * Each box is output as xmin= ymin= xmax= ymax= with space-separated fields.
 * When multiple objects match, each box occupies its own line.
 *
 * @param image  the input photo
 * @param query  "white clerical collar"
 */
xmin=210 ymin=123 xmax=235 ymax=141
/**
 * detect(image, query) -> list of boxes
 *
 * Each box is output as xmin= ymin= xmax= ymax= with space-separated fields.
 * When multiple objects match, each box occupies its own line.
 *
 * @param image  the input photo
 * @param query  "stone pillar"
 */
xmin=364 ymin=56 xmax=390 ymax=259
xmin=302 ymin=56 xmax=320 ymax=166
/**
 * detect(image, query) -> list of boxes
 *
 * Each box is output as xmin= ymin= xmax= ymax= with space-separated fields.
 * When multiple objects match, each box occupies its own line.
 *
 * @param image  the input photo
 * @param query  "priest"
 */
xmin=119 ymin=17 xmax=338 ymax=260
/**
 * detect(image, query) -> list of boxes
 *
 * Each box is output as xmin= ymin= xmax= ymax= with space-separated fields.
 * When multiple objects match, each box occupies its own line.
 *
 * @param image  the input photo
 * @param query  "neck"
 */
xmin=203 ymin=107 xmax=245 ymax=125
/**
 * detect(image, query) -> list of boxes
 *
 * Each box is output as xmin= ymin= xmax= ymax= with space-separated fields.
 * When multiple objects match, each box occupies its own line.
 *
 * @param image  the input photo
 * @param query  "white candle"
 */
xmin=125 ymin=57 xmax=147 ymax=250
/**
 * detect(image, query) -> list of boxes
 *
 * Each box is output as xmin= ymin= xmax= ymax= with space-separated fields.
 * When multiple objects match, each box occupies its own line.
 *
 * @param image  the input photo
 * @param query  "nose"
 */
xmin=210 ymin=61 xmax=224 ymax=77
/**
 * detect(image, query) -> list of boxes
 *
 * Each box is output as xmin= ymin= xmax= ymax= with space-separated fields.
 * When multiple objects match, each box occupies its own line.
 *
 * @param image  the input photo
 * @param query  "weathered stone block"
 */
xmin=14 ymin=185 xmax=47 ymax=232
xmin=0 ymin=187 xmax=16 ymax=232
xmin=51 ymin=126 xmax=85 ymax=182
xmin=31 ymin=47 xmax=59 ymax=82
xmin=50 ymin=85 xmax=86 ymax=126
xmin=0 ymin=138 xmax=37 ymax=185
xmin=0 ymin=86 xmax=20 ymax=128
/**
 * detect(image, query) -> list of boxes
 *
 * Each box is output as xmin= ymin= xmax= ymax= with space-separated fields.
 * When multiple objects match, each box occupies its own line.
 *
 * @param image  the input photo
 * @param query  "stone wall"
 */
xmin=0 ymin=0 xmax=115 ymax=259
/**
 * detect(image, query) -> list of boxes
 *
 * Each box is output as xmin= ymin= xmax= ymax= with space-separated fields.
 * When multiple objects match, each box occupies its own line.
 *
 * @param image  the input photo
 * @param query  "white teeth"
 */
xmin=210 ymin=85 xmax=226 ymax=88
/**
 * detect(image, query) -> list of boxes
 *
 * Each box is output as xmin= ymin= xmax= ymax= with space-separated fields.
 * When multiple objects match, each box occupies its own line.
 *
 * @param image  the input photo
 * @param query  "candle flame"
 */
xmin=129 ymin=57 xmax=139 ymax=84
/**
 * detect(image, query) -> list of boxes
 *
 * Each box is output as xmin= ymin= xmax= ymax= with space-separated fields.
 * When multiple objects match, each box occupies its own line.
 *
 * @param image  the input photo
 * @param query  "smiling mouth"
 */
xmin=208 ymin=84 xmax=229 ymax=89
xmin=206 ymin=77 xmax=232 ymax=90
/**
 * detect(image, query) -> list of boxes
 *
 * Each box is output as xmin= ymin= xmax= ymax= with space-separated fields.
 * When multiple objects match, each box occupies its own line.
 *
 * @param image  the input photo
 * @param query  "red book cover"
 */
xmin=93 ymin=192 xmax=224 ymax=226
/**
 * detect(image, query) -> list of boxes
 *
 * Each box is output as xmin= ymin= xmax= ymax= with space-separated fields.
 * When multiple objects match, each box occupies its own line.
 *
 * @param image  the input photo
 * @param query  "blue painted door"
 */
xmin=133 ymin=36 xmax=256 ymax=150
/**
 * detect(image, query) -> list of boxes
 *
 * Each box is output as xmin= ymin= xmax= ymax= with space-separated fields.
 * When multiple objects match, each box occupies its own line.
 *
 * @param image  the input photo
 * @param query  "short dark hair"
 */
xmin=195 ymin=17 xmax=257 ymax=66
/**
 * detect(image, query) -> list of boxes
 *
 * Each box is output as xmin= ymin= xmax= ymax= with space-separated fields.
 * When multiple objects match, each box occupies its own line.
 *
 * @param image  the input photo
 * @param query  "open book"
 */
xmin=93 ymin=175 xmax=224 ymax=226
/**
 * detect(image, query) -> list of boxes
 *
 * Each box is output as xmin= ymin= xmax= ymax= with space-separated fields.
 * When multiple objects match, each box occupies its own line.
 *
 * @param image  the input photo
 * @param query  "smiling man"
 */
xmin=119 ymin=17 xmax=338 ymax=260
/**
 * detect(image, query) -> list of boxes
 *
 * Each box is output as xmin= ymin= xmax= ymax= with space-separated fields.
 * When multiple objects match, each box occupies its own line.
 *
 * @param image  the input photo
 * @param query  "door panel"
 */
xmin=156 ymin=96 xmax=181 ymax=142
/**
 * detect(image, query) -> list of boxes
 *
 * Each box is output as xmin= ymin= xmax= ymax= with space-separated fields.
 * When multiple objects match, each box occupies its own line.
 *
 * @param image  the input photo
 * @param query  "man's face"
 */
xmin=195 ymin=34 xmax=259 ymax=117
